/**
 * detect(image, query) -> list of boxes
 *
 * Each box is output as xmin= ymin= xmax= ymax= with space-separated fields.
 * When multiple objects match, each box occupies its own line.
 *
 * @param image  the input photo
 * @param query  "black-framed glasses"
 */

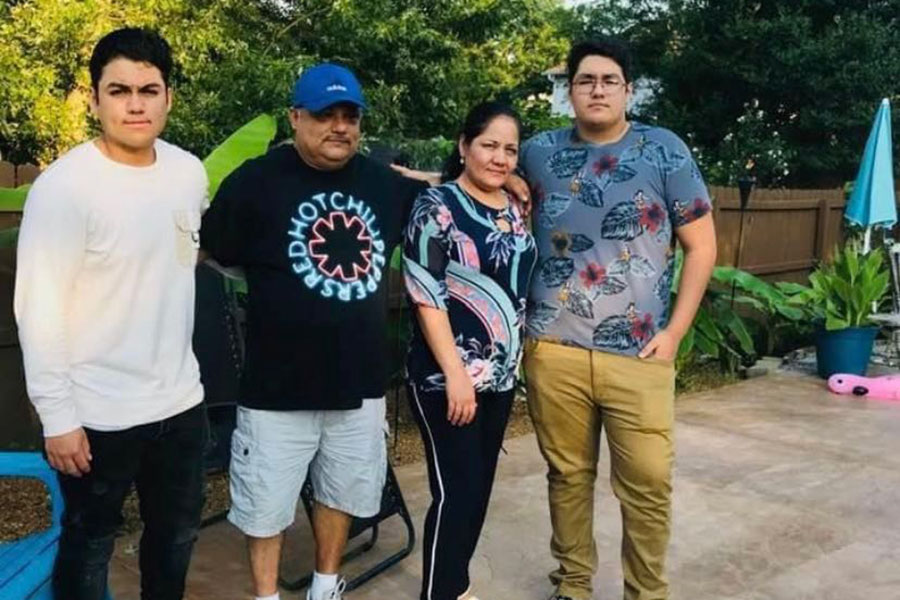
xmin=571 ymin=76 xmax=627 ymax=95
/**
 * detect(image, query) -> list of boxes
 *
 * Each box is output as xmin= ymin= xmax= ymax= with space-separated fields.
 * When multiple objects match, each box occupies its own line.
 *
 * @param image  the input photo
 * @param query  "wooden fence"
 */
xmin=0 ymin=161 xmax=39 ymax=230
xmin=711 ymin=186 xmax=849 ymax=283
xmin=3 ymin=163 xmax=899 ymax=283
xmin=0 ymin=161 xmax=40 ymax=188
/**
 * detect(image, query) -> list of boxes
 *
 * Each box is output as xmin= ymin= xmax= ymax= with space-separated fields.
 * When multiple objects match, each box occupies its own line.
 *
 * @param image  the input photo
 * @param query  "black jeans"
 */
xmin=52 ymin=402 xmax=209 ymax=600
xmin=407 ymin=382 xmax=514 ymax=600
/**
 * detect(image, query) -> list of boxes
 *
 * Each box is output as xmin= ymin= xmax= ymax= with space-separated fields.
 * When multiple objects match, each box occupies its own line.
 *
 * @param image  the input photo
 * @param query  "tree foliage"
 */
xmin=4 ymin=0 xmax=899 ymax=188
xmin=0 ymin=0 xmax=303 ymax=164
xmin=625 ymin=0 xmax=900 ymax=186
xmin=0 ymin=0 xmax=567 ymax=165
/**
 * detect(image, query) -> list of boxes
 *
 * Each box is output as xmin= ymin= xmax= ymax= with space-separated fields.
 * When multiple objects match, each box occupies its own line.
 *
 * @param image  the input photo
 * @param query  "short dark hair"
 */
xmin=90 ymin=28 xmax=173 ymax=91
xmin=567 ymin=37 xmax=633 ymax=83
xmin=442 ymin=101 xmax=522 ymax=182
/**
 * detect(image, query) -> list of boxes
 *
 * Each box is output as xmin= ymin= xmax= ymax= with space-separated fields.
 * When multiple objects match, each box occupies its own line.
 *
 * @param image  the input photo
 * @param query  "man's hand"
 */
xmin=390 ymin=164 xmax=442 ymax=186
xmin=638 ymin=329 xmax=681 ymax=362
xmin=504 ymin=173 xmax=531 ymax=216
xmin=45 ymin=428 xmax=92 ymax=477
xmin=445 ymin=370 xmax=477 ymax=426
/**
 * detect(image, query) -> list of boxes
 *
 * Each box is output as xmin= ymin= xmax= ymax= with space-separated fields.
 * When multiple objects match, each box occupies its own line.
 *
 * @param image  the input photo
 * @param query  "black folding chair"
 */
xmin=278 ymin=462 xmax=416 ymax=592
xmin=192 ymin=262 xmax=244 ymax=526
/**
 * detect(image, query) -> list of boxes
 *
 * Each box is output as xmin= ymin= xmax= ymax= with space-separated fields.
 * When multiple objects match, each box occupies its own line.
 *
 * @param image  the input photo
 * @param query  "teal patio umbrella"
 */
xmin=845 ymin=98 xmax=896 ymax=253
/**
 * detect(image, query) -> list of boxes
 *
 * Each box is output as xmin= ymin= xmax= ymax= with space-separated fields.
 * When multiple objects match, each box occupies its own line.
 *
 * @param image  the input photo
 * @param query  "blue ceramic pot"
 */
xmin=815 ymin=326 xmax=878 ymax=379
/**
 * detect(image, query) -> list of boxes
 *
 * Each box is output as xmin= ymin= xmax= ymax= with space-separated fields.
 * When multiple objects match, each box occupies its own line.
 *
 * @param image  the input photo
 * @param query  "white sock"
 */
xmin=255 ymin=594 xmax=280 ymax=600
xmin=310 ymin=572 xmax=339 ymax=600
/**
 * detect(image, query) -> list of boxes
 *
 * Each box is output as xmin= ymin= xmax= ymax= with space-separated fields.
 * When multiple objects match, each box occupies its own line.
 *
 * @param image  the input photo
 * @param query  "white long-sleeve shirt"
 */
xmin=14 ymin=139 xmax=207 ymax=436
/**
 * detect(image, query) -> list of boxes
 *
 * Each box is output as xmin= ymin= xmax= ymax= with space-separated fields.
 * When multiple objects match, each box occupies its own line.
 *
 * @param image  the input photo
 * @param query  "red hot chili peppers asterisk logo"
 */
xmin=308 ymin=212 xmax=373 ymax=282
xmin=288 ymin=191 xmax=386 ymax=302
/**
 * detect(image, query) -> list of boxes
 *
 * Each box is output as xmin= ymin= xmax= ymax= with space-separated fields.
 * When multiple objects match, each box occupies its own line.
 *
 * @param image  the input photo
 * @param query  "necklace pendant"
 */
xmin=570 ymin=180 xmax=581 ymax=194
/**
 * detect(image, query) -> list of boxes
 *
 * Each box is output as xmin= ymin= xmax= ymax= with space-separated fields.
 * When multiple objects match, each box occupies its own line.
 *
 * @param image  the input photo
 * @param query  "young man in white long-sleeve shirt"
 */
xmin=14 ymin=28 xmax=209 ymax=600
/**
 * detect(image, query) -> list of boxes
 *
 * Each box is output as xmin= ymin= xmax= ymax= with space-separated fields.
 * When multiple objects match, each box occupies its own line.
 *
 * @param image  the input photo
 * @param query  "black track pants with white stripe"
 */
xmin=408 ymin=382 xmax=515 ymax=600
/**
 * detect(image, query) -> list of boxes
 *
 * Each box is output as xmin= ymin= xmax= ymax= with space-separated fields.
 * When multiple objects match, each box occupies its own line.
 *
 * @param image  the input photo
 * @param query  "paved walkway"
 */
xmin=109 ymin=372 xmax=900 ymax=599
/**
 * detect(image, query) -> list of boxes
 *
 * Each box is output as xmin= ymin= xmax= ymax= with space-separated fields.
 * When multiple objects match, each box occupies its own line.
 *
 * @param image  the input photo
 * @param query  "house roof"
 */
xmin=543 ymin=63 xmax=566 ymax=77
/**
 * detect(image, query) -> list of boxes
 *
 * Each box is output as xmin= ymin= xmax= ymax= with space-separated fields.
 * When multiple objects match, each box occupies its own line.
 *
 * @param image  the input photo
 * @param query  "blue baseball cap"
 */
xmin=291 ymin=63 xmax=367 ymax=113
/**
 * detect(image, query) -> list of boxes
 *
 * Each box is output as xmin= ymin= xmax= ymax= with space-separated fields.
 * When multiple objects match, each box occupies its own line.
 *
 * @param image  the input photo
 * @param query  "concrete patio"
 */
xmin=109 ymin=372 xmax=900 ymax=600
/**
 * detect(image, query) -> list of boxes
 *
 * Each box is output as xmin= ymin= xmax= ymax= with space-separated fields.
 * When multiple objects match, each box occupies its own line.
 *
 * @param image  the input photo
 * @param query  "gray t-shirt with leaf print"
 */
xmin=520 ymin=122 xmax=712 ymax=356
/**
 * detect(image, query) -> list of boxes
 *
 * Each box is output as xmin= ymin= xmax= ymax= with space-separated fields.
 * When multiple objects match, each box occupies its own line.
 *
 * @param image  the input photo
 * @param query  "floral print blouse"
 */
xmin=404 ymin=182 xmax=537 ymax=392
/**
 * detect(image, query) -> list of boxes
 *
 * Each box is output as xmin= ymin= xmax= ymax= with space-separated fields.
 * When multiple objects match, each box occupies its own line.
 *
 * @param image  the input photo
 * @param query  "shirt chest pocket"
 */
xmin=173 ymin=209 xmax=202 ymax=267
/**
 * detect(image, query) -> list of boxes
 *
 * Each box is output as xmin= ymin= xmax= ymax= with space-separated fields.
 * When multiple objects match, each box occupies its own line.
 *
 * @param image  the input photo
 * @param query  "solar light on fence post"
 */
xmin=733 ymin=174 xmax=756 ymax=308
xmin=738 ymin=175 xmax=755 ymax=211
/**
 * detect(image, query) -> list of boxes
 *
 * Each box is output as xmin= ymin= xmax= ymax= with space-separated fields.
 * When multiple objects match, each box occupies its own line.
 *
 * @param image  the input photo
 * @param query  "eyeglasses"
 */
xmin=571 ymin=76 xmax=627 ymax=95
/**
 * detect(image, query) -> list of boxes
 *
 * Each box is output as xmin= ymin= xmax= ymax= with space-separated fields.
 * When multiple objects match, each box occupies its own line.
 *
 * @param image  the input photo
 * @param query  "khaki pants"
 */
xmin=524 ymin=338 xmax=675 ymax=600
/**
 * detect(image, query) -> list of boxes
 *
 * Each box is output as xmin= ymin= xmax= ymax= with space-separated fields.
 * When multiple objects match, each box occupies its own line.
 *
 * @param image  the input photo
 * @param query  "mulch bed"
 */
xmin=0 ymin=477 xmax=51 ymax=542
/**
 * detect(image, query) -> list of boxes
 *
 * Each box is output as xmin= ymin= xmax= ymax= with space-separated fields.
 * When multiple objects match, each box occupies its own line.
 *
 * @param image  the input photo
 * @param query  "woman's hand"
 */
xmin=445 ymin=369 xmax=477 ymax=426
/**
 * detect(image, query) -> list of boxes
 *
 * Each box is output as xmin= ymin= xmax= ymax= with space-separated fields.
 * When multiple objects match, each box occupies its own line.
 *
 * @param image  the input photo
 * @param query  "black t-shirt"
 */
xmin=200 ymin=144 xmax=426 ymax=410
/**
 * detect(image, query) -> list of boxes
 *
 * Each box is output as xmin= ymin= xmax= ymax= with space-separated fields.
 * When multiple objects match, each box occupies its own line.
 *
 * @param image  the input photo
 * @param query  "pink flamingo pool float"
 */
xmin=827 ymin=373 xmax=900 ymax=400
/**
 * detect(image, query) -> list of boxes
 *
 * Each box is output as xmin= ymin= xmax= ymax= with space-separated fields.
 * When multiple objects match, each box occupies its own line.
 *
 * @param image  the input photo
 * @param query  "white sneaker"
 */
xmin=306 ymin=578 xmax=347 ymax=600
xmin=326 ymin=578 xmax=347 ymax=600
xmin=306 ymin=579 xmax=347 ymax=600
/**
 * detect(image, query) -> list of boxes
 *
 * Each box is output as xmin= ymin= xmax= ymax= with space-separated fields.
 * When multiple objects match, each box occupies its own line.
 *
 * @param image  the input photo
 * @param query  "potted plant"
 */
xmin=787 ymin=241 xmax=890 ymax=378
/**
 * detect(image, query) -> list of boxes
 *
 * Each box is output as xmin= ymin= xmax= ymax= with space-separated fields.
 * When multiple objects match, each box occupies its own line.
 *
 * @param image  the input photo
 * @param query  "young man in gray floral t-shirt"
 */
xmin=516 ymin=37 xmax=717 ymax=600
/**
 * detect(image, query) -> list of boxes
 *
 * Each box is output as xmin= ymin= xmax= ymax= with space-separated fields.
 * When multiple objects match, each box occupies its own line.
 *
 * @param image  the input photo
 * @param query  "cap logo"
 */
xmin=327 ymin=84 xmax=348 ymax=92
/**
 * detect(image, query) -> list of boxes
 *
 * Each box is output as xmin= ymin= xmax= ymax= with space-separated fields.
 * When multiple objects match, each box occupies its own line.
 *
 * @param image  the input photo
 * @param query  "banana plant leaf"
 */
xmin=0 ymin=185 xmax=31 ymax=212
xmin=390 ymin=246 xmax=402 ymax=271
xmin=203 ymin=114 xmax=277 ymax=200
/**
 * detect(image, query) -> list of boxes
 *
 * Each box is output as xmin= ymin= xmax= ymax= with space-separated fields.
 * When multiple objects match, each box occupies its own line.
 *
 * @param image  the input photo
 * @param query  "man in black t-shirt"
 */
xmin=201 ymin=63 xmax=425 ymax=600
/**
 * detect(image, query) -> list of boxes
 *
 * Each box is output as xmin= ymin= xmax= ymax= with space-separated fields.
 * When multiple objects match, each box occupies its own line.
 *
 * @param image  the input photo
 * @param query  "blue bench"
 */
xmin=0 ymin=452 xmax=112 ymax=599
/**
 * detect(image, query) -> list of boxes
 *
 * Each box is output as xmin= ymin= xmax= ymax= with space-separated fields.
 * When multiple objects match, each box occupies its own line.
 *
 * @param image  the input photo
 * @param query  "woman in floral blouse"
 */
xmin=403 ymin=101 xmax=537 ymax=600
